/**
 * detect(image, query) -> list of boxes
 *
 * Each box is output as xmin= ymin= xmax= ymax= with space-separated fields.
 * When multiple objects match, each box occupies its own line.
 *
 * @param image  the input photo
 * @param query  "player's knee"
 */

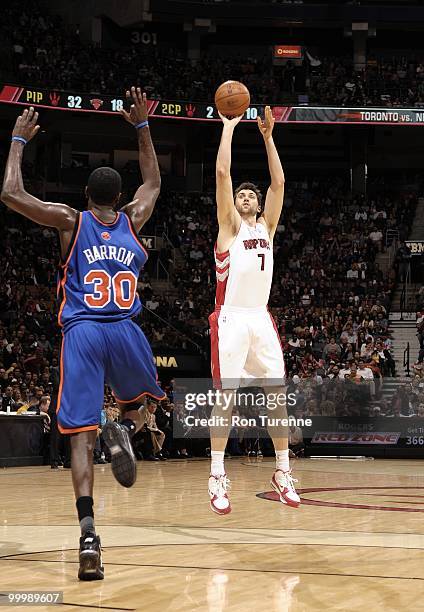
xmin=71 ymin=431 xmax=97 ymax=453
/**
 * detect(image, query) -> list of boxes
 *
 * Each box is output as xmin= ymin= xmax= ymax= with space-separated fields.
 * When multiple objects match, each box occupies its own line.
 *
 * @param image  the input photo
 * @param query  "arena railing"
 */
xmin=399 ymin=262 xmax=411 ymax=321
xmin=161 ymin=231 xmax=176 ymax=266
xmin=156 ymin=258 xmax=170 ymax=285
xmin=403 ymin=341 xmax=411 ymax=377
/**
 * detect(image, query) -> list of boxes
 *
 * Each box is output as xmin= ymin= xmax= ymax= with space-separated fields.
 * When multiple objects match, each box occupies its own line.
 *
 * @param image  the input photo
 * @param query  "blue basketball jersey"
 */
xmin=57 ymin=210 xmax=147 ymax=330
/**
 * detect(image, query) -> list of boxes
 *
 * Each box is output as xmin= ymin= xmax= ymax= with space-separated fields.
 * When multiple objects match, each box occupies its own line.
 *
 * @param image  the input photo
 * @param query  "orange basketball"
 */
xmin=214 ymin=81 xmax=250 ymax=117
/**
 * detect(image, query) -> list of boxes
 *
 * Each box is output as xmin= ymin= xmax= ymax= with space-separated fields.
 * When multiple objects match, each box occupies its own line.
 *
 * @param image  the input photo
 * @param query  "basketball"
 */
xmin=214 ymin=80 xmax=250 ymax=117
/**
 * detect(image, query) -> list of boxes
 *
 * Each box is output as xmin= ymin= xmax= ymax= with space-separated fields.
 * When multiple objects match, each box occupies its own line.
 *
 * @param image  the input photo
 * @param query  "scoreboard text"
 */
xmin=3 ymin=84 xmax=424 ymax=125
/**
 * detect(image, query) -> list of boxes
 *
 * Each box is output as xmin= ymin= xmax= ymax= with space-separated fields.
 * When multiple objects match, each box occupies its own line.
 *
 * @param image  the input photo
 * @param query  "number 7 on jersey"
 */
xmin=257 ymin=253 xmax=265 ymax=271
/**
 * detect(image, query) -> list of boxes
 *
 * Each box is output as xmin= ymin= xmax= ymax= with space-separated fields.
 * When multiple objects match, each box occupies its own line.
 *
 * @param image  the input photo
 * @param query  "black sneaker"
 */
xmin=78 ymin=532 xmax=104 ymax=581
xmin=102 ymin=422 xmax=137 ymax=487
xmin=145 ymin=454 xmax=160 ymax=461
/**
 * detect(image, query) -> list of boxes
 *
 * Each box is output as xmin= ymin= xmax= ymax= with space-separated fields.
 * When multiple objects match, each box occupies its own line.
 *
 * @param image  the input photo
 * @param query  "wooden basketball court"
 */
xmin=1 ymin=458 xmax=423 ymax=611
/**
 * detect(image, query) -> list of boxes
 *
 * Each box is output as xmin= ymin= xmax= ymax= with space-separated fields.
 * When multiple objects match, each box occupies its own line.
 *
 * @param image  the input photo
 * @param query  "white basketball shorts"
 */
xmin=208 ymin=306 xmax=285 ymax=389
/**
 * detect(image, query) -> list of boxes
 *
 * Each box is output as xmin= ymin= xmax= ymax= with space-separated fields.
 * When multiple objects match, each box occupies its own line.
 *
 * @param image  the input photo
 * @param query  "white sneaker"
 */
xmin=270 ymin=469 xmax=300 ymax=508
xmin=208 ymin=474 xmax=231 ymax=515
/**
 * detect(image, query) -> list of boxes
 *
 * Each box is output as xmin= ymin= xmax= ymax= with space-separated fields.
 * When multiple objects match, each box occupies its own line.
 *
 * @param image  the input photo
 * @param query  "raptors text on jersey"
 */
xmin=57 ymin=210 xmax=147 ymax=329
xmin=214 ymin=220 xmax=273 ymax=308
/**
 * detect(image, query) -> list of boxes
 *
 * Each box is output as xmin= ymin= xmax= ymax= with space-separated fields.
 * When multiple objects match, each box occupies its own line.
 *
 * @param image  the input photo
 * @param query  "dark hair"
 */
xmin=234 ymin=182 xmax=263 ymax=208
xmin=87 ymin=167 xmax=122 ymax=206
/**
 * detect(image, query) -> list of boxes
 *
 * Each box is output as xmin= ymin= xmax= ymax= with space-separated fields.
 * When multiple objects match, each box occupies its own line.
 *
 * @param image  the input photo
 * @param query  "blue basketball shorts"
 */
xmin=57 ymin=319 xmax=165 ymax=434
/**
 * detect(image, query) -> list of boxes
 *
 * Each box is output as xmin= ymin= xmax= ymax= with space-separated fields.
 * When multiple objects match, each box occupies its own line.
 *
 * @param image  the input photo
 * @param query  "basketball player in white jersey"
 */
xmin=208 ymin=106 xmax=300 ymax=514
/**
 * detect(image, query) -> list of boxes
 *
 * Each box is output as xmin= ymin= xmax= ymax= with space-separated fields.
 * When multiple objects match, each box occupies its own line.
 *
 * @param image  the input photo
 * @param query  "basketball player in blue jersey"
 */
xmin=1 ymin=88 xmax=165 ymax=581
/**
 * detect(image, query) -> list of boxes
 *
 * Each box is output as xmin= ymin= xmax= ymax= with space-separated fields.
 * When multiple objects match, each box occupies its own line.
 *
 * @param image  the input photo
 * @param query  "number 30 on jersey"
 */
xmin=84 ymin=270 xmax=137 ymax=309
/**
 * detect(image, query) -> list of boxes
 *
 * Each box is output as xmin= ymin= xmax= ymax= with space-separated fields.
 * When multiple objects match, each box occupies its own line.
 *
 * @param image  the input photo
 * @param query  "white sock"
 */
xmin=276 ymin=449 xmax=290 ymax=472
xmin=211 ymin=451 xmax=225 ymax=477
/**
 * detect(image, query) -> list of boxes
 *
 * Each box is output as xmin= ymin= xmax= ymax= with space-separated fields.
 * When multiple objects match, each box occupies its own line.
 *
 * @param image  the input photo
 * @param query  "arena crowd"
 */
xmin=2 ymin=1 xmax=424 ymax=108
xmin=1 ymin=174 xmax=422 ymax=469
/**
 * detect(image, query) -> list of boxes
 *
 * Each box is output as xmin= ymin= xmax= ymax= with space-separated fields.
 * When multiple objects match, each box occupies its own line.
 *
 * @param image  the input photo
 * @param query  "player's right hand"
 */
xmin=121 ymin=86 xmax=148 ymax=125
xmin=218 ymin=111 xmax=243 ymax=127
xmin=12 ymin=107 xmax=40 ymax=142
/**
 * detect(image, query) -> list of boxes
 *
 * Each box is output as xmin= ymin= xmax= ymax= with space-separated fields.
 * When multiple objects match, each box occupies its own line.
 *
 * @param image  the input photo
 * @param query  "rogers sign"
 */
xmin=312 ymin=432 xmax=400 ymax=445
xmin=274 ymin=45 xmax=302 ymax=59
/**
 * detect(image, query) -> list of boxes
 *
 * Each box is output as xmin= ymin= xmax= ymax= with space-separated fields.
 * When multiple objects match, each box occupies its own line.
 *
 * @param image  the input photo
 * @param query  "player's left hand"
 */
xmin=257 ymin=105 xmax=275 ymax=140
xmin=218 ymin=111 xmax=243 ymax=128
xmin=121 ymin=86 xmax=148 ymax=125
xmin=12 ymin=107 xmax=40 ymax=142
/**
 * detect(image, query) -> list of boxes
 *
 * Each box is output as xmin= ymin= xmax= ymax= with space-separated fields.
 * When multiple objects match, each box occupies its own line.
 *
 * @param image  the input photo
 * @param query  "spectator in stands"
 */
xmin=1 ymin=386 xmax=16 ymax=412
xmin=154 ymin=399 xmax=174 ymax=458
xmin=146 ymin=295 xmax=160 ymax=311
xmin=395 ymin=243 xmax=412 ymax=283
xmin=369 ymin=227 xmax=383 ymax=252
xmin=144 ymin=400 xmax=167 ymax=460
xmin=323 ymin=337 xmax=341 ymax=363
xmin=12 ymin=388 xmax=24 ymax=409
xmin=26 ymin=393 xmax=51 ymax=427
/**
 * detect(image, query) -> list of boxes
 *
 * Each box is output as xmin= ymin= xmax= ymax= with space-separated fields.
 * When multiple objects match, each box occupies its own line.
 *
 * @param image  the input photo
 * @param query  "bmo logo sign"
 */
xmin=405 ymin=241 xmax=424 ymax=255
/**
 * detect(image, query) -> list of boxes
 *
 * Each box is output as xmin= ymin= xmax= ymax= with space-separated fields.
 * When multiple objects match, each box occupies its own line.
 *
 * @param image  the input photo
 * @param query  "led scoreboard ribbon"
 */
xmin=0 ymin=84 xmax=264 ymax=121
xmin=2 ymin=84 xmax=424 ymax=125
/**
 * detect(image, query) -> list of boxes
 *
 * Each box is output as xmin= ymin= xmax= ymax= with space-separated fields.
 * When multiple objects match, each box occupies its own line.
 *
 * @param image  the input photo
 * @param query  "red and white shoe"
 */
xmin=271 ymin=469 xmax=300 ymax=508
xmin=208 ymin=474 xmax=231 ymax=515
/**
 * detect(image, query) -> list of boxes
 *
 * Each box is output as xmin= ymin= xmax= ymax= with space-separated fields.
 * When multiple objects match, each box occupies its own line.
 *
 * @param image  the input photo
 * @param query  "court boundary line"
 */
xmin=1 ymin=525 xmax=423 ymax=535
xmin=55 ymin=603 xmax=134 ymax=611
xmin=2 ymin=537 xmax=424 ymax=564
xmin=1 ymin=556 xmax=423 ymax=582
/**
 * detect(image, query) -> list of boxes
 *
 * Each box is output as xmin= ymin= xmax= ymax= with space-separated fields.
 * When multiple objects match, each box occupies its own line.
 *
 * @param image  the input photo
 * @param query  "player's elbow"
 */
xmin=148 ymin=178 xmax=161 ymax=198
xmin=1 ymin=187 xmax=19 ymax=205
xmin=216 ymin=166 xmax=230 ymax=180
xmin=271 ymin=177 xmax=285 ymax=190
xmin=153 ymin=180 xmax=161 ymax=196
xmin=1 ymin=187 xmax=28 ymax=212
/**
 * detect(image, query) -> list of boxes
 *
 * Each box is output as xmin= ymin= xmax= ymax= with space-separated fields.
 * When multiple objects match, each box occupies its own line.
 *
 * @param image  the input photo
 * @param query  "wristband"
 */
xmin=12 ymin=136 xmax=28 ymax=145
xmin=134 ymin=120 xmax=148 ymax=129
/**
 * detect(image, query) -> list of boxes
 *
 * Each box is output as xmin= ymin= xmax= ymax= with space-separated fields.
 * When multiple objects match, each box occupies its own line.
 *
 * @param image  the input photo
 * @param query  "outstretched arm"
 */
xmin=216 ymin=112 xmax=242 ymax=251
xmin=1 ymin=107 xmax=77 ymax=230
xmin=120 ymin=87 xmax=161 ymax=232
xmin=258 ymin=106 xmax=285 ymax=240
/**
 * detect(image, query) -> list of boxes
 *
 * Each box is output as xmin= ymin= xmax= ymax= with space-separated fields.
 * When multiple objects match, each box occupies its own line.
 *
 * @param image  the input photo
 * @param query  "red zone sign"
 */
xmin=312 ymin=432 xmax=400 ymax=444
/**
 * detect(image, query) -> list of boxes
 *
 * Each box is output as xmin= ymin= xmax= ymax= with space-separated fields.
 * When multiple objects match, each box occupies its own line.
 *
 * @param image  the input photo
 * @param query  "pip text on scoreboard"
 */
xmin=3 ymin=84 xmax=424 ymax=125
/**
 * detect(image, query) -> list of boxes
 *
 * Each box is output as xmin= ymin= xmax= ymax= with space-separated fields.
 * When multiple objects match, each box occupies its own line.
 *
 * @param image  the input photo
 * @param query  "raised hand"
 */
xmin=12 ymin=107 xmax=40 ymax=142
xmin=218 ymin=111 xmax=244 ymax=128
xmin=120 ymin=86 xmax=148 ymax=126
xmin=257 ymin=105 xmax=275 ymax=140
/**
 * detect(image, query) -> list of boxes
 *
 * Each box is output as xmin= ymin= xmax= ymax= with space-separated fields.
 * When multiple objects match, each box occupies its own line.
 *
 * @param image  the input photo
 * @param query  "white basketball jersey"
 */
xmin=215 ymin=220 xmax=273 ymax=308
